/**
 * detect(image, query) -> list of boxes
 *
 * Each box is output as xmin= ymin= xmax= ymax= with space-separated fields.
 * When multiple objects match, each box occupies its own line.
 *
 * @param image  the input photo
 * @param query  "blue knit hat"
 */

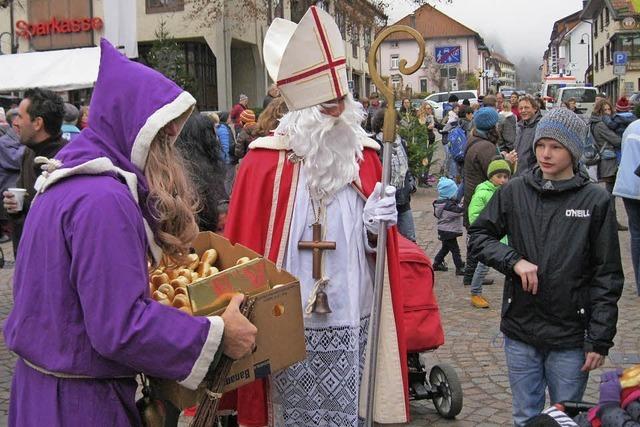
xmin=473 ymin=107 xmax=499 ymax=131
xmin=437 ymin=177 xmax=458 ymax=199
xmin=533 ymin=108 xmax=587 ymax=166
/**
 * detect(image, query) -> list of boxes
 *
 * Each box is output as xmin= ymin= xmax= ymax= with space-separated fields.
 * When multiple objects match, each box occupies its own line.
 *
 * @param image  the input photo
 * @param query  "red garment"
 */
xmin=230 ymin=103 xmax=247 ymax=126
xmin=222 ymin=143 xmax=410 ymax=426
xmin=511 ymin=105 xmax=521 ymax=121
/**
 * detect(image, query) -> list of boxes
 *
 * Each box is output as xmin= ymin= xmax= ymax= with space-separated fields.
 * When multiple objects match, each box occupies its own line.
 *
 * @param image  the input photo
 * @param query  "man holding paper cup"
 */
xmin=2 ymin=88 xmax=67 ymax=256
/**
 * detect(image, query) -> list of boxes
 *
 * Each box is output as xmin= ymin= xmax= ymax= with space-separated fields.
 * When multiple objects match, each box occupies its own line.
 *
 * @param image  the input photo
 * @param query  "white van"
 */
xmin=542 ymin=75 xmax=577 ymax=109
xmin=425 ymin=90 xmax=478 ymax=105
xmin=557 ymin=87 xmax=598 ymax=116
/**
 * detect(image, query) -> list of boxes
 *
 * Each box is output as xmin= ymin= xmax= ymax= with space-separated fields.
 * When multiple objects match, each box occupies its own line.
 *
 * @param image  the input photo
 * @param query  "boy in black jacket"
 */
xmin=469 ymin=108 xmax=624 ymax=427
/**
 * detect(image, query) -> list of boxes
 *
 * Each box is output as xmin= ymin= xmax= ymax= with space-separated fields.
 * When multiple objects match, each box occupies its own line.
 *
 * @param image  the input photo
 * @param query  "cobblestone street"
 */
xmin=0 ymin=162 xmax=638 ymax=426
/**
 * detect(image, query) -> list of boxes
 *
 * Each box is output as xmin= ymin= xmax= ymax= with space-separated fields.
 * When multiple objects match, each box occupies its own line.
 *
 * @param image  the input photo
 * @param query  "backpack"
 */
xmin=447 ymin=125 xmax=467 ymax=163
xmin=581 ymin=124 xmax=601 ymax=166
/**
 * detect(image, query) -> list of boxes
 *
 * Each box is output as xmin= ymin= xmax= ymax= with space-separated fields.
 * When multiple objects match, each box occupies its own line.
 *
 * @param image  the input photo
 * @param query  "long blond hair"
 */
xmin=145 ymin=128 xmax=200 ymax=260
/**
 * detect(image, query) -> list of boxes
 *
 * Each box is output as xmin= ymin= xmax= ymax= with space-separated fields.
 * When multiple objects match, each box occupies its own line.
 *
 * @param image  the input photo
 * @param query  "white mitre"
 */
xmin=263 ymin=6 xmax=348 ymax=111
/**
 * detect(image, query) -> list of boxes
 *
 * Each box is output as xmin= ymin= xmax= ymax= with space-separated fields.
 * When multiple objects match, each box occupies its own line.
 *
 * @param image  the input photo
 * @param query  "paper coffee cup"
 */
xmin=7 ymin=188 xmax=27 ymax=212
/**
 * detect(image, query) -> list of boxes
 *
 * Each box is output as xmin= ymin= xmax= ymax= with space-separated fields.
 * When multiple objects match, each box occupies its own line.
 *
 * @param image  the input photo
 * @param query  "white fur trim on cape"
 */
xmin=178 ymin=316 xmax=224 ymax=390
xmin=130 ymin=91 xmax=196 ymax=170
xmin=33 ymin=156 xmax=163 ymax=265
xmin=248 ymin=134 xmax=380 ymax=151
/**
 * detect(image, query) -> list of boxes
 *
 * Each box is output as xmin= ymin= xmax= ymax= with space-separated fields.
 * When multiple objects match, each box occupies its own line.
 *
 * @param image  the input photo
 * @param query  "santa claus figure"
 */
xmin=224 ymin=6 xmax=410 ymax=426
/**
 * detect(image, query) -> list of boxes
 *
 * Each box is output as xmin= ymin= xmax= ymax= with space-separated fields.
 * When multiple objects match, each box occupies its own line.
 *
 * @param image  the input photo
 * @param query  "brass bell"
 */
xmin=311 ymin=290 xmax=332 ymax=314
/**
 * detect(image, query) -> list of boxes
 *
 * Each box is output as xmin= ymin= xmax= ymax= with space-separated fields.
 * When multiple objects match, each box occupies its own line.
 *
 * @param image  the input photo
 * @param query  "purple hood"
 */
xmin=35 ymin=39 xmax=195 ymax=261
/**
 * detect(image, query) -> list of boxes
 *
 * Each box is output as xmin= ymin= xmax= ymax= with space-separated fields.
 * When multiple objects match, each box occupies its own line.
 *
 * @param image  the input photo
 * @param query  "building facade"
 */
xmin=489 ymin=51 xmax=516 ymax=89
xmin=0 ymin=0 xmax=381 ymax=110
xmin=378 ymin=4 xmax=488 ymax=96
xmin=544 ymin=11 xmax=591 ymax=85
xmin=582 ymin=0 xmax=640 ymax=100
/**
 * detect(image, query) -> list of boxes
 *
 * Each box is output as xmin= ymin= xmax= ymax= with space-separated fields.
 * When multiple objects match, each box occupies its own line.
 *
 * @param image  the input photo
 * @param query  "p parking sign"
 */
xmin=614 ymin=51 xmax=628 ymax=66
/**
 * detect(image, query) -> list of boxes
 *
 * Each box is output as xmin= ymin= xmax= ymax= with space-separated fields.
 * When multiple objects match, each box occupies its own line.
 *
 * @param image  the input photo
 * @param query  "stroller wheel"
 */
xmin=429 ymin=364 xmax=463 ymax=419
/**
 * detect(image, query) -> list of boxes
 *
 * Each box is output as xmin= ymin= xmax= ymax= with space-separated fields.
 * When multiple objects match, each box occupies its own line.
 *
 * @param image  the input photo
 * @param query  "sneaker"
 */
xmin=455 ymin=266 xmax=465 ymax=276
xmin=471 ymin=295 xmax=490 ymax=308
xmin=433 ymin=262 xmax=448 ymax=272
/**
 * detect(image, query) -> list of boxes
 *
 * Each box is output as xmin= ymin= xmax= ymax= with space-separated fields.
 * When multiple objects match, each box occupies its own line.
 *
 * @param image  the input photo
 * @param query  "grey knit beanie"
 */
xmin=533 ymin=108 xmax=587 ymax=166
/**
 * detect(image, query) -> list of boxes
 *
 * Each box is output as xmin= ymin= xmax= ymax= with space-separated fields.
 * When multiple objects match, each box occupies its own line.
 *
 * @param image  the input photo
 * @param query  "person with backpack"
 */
xmin=211 ymin=111 xmax=237 ymax=196
xmin=462 ymin=107 xmax=517 ymax=287
xmin=591 ymin=99 xmax=626 ymax=230
xmin=603 ymin=97 xmax=637 ymax=137
xmin=444 ymin=110 xmax=467 ymax=181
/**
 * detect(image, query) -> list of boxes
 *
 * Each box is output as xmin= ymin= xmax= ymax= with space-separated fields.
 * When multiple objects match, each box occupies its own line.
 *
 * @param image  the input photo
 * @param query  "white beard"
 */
xmin=276 ymin=95 xmax=368 ymax=201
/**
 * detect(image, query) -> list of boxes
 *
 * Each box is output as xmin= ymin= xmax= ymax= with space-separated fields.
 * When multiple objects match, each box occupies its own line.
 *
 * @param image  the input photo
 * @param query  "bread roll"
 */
xmin=172 ymin=294 xmax=190 ymax=309
xmin=187 ymin=253 xmax=200 ymax=270
xmin=151 ymin=273 xmax=169 ymax=289
xmin=236 ymin=257 xmax=251 ymax=265
xmin=178 ymin=269 xmax=193 ymax=283
xmin=157 ymin=283 xmax=175 ymax=300
xmin=170 ymin=276 xmax=190 ymax=289
xmin=200 ymin=249 xmax=218 ymax=266
xmin=174 ymin=287 xmax=188 ymax=297
xmin=197 ymin=261 xmax=211 ymax=278
xmin=153 ymin=290 xmax=169 ymax=301
xmin=165 ymin=269 xmax=179 ymax=281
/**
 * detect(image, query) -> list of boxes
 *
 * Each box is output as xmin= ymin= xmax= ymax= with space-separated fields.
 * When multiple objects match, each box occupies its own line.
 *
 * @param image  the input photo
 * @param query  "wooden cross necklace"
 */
xmin=298 ymin=199 xmax=336 ymax=279
xmin=298 ymin=198 xmax=336 ymax=314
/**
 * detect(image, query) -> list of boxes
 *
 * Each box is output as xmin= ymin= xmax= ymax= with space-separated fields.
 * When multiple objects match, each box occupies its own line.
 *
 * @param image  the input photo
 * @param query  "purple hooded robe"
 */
xmin=3 ymin=39 xmax=224 ymax=426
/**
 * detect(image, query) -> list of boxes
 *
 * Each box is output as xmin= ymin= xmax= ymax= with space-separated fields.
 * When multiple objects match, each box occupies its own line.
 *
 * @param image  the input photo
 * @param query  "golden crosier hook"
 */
xmin=367 ymin=25 xmax=426 ymax=143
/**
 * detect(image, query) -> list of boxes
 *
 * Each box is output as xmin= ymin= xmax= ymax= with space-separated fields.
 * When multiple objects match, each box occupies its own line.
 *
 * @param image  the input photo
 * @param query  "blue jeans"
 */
xmin=470 ymin=262 xmax=489 ymax=295
xmin=504 ymin=337 xmax=588 ymax=427
xmin=623 ymin=198 xmax=640 ymax=295
xmin=397 ymin=209 xmax=416 ymax=242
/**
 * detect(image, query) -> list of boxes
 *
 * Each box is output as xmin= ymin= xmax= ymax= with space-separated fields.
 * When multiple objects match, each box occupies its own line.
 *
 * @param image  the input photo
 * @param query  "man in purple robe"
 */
xmin=3 ymin=39 xmax=257 ymax=426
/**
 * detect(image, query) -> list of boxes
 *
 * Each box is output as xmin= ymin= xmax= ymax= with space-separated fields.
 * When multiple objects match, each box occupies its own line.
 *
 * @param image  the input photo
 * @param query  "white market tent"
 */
xmin=0 ymin=46 xmax=100 ymax=93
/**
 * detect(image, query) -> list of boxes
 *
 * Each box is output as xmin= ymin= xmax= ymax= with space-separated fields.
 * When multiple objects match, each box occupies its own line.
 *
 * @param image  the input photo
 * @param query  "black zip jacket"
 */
xmin=468 ymin=167 xmax=623 ymax=355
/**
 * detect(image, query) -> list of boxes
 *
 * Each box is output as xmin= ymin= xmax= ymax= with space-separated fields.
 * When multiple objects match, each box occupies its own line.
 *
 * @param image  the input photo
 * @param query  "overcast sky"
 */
xmin=387 ymin=0 xmax=586 ymax=63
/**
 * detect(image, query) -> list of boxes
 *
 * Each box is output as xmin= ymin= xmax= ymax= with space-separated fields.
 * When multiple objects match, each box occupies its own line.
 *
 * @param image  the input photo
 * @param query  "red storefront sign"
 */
xmin=16 ymin=17 xmax=103 ymax=39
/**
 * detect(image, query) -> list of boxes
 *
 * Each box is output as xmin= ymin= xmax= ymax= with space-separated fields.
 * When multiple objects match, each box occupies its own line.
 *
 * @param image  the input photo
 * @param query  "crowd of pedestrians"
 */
xmin=1 ymin=74 xmax=639 ymax=426
xmin=364 ymin=87 xmax=637 ymax=426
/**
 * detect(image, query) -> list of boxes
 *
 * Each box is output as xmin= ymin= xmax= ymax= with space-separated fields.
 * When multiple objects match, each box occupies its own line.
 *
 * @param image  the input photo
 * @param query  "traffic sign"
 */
xmin=614 ymin=51 xmax=628 ymax=66
xmin=614 ymin=65 xmax=627 ymax=75
xmin=435 ymin=46 xmax=461 ymax=64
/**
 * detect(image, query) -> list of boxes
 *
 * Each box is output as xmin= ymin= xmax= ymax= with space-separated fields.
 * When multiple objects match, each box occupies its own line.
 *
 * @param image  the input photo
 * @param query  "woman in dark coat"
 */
xmin=175 ymin=112 xmax=228 ymax=232
xmin=590 ymin=98 xmax=626 ymax=230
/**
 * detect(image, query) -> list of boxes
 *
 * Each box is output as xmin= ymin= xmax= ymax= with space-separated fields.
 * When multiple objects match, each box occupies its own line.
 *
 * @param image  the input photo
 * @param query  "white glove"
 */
xmin=363 ymin=182 xmax=397 ymax=235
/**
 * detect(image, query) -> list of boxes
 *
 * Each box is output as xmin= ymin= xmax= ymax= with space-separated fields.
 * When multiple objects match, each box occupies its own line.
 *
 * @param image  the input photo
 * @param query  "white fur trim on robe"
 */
xmin=249 ymin=134 xmax=381 ymax=152
xmin=178 ymin=316 xmax=225 ymax=390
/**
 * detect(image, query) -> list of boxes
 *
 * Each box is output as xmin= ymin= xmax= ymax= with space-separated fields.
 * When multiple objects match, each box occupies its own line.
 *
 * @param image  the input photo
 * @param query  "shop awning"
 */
xmin=0 ymin=46 xmax=100 ymax=93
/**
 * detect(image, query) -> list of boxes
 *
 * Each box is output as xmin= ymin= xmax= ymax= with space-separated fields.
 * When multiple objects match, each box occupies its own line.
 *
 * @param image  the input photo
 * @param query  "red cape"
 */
xmin=222 ymin=144 xmax=409 ymax=425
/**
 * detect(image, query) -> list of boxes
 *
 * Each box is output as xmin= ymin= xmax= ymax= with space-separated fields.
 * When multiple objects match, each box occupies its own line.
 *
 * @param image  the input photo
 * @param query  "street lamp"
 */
xmin=579 ymin=33 xmax=591 ymax=66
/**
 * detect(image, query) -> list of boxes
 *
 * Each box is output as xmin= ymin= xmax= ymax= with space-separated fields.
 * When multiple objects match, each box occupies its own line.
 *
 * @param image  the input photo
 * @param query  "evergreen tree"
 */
xmin=146 ymin=20 xmax=197 ymax=96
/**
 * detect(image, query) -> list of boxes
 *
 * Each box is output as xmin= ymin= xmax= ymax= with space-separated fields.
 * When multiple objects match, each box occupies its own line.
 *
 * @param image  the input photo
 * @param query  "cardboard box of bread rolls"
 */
xmin=150 ymin=232 xmax=306 ymax=409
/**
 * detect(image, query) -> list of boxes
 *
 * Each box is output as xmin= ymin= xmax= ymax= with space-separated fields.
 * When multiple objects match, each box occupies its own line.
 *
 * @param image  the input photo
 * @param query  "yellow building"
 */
xmin=582 ymin=0 xmax=640 ymax=100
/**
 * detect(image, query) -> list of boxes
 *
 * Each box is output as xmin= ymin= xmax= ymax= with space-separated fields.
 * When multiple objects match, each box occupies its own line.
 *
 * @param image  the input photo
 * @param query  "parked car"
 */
xmin=425 ymin=90 xmax=478 ymax=105
xmin=557 ymin=86 xmax=597 ymax=116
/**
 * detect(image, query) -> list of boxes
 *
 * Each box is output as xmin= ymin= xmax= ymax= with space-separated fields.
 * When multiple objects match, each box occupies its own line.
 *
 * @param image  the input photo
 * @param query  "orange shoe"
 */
xmin=471 ymin=295 xmax=489 ymax=308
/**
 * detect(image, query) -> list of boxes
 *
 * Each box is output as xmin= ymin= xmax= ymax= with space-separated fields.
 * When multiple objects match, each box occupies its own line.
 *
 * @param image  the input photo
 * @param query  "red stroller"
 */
xmin=398 ymin=236 xmax=463 ymax=419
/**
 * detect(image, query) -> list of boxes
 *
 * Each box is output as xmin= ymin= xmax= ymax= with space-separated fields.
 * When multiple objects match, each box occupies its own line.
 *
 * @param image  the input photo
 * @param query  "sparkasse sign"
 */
xmin=15 ymin=17 xmax=103 ymax=39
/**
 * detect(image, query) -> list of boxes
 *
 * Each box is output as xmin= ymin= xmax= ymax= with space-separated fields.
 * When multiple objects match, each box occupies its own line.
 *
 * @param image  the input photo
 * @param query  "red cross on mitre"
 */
xmin=273 ymin=6 xmax=348 ymax=110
